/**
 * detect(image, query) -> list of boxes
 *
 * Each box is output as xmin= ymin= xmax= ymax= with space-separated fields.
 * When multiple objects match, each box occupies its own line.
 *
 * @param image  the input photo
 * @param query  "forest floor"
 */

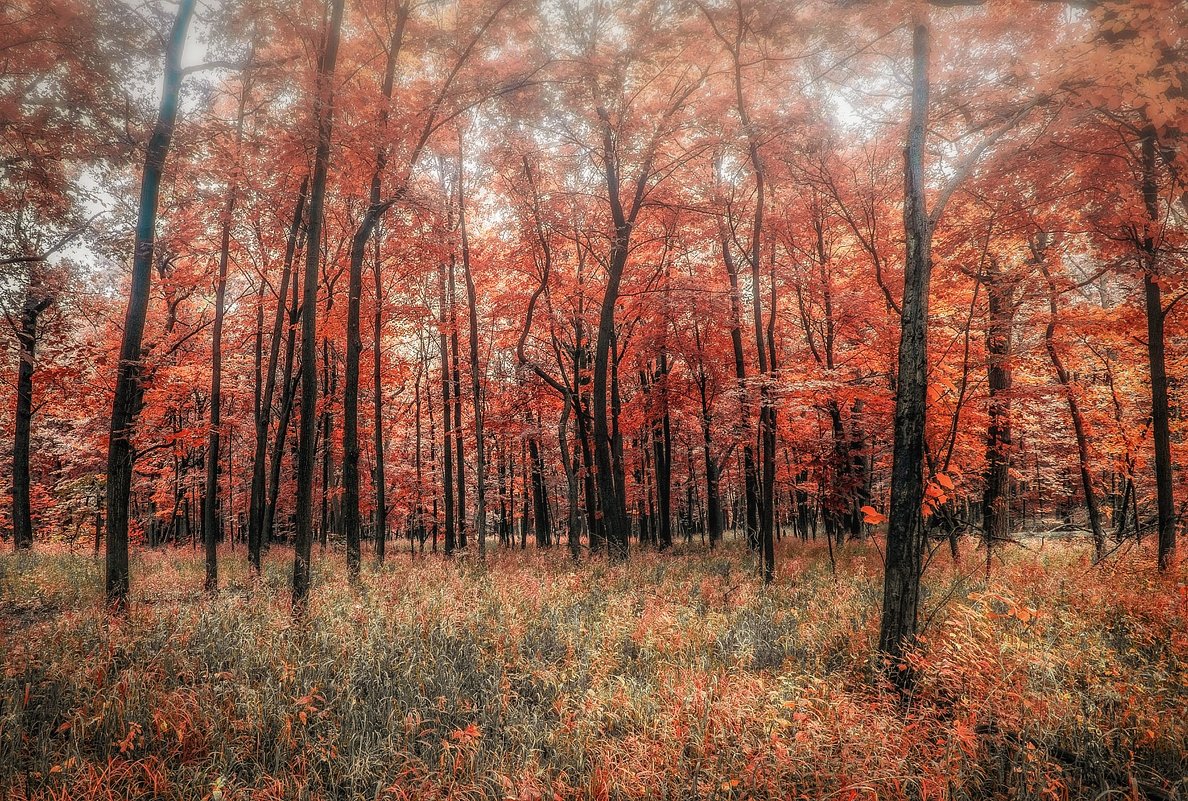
xmin=1 ymin=537 xmax=1186 ymax=801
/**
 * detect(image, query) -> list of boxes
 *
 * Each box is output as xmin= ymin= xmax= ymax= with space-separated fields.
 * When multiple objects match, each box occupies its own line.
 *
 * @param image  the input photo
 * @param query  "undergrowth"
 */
xmin=1 ymin=538 xmax=1185 ymax=800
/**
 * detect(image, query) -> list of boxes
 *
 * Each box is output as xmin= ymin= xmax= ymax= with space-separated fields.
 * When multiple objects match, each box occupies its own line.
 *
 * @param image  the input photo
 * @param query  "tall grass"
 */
xmin=1 ymin=539 xmax=1185 ymax=800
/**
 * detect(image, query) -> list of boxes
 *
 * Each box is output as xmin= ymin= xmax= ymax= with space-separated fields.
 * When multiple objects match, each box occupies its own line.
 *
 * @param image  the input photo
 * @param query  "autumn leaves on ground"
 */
xmin=2 ymin=540 xmax=1185 ymax=801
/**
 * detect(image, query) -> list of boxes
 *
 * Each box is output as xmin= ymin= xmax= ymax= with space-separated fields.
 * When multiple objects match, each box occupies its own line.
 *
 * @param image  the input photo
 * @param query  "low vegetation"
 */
xmin=2 ymin=539 xmax=1185 ymax=800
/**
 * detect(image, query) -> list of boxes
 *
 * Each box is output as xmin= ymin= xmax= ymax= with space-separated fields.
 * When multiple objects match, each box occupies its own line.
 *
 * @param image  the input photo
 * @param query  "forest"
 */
xmin=1 ymin=0 xmax=1186 ymax=798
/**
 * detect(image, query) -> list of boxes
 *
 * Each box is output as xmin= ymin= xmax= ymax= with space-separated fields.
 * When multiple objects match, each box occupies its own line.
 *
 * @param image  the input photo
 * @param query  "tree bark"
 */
xmin=1040 ymin=259 xmax=1105 ymax=559
xmin=459 ymin=163 xmax=488 ymax=557
xmin=343 ymin=6 xmax=408 ymax=576
xmin=250 ymin=178 xmax=306 ymax=570
xmin=879 ymin=20 xmax=931 ymax=676
xmin=1140 ymin=127 xmax=1175 ymax=570
xmin=204 ymin=64 xmax=250 ymax=594
xmin=105 ymin=0 xmax=195 ymax=609
xmin=980 ymin=260 xmax=1016 ymax=573
xmin=292 ymin=0 xmax=344 ymax=612
xmin=449 ymin=254 xmax=467 ymax=550
xmin=12 ymin=290 xmax=52 ymax=551
xmin=720 ymin=235 xmax=760 ymax=549
xmin=439 ymin=259 xmax=457 ymax=556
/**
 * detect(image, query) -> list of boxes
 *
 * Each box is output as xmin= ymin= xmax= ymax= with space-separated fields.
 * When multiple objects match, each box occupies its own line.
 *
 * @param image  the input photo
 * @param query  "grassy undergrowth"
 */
xmin=1 ymin=539 xmax=1185 ymax=800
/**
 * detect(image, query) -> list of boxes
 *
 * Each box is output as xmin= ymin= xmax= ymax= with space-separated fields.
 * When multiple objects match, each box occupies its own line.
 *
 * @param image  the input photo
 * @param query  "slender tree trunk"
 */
xmin=879 ymin=20 xmax=931 ymax=675
xmin=413 ymin=353 xmax=425 ymax=550
xmin=203 ymin=199 xmax=230 ymax=594
xmin=292 ymin=0 xmax=344 ymax=612
xmin=251 ymin=179 xmax=307 ymax=569
xmin=559 ymin=397 xmax=581 ymax=558
xmin=529 ymin=426 xmax=551 ymax=547
xmin=104 ymin=0 xmax=195 ymax=609
xmin=343 ymin=7 xmax=408 ymax=575
xmin=1040 ymin=260 xmax=1105 ymax=559
xmin=449 ymin=255 xmax=466 ymax=549
xmin=12 ymin=290 xmax=51 ymax=551
xmin=1140 ymin=127 xmax=1175 ymax=570
xmin=981 ymin=261 xmax=1016 ymax=572
xmin=719 ymin=235 xmax=759 ymax=549
xmin=265 ymin=256 xmax=302 ymax=547
xmin=203 ymin=66 xmax=250 ymax=594
xmin=459 ymin=160 xmax=488 ymax=557
xmin=319 ymin=337 xmax=335 ymax=547
xmin=759 ymin=255 xmax=777 ymax=584
xmin=372 ymin=233 xmax=388 ymax=565
xmin=439 ymin=260 xmax=456 ymax=556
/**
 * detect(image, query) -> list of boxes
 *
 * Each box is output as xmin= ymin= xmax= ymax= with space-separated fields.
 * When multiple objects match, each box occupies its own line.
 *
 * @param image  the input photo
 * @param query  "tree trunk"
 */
xmin=719 ymin=229 xmax=759 ymax=550
xmin=529 ymin=426 xmax=551 ymax=547
xmin=1040 ymin=260 xmax=1105 ymax=559
xmin=459 ymin=161 xmax=488 ymax=557
xmin=372 ymin=232 xmax=388 ymax=565
xmin=250 ymin=179 xmax=307 ymax=569
xmin=12 ymin=291 xmax=51 ymax=551
xmin=292 ymin=0 xmax=344 ymax=612
xmin=343 ymin=7 xmax=408 ymax=576
xmin=1140 ymin=127 xmax=1175 ymax=570
xmin=559 ymin=397 xmax=581 ymax=558
xmin=439 ymin=259 xmax=456 ymax=556
xmin=264 ymin=248 xmax=302 ymax=548
xmin=981 ymin=260 xmax=1016 ymax=572
xmin=204 ymin=64 xmax=249 ymax=594
xmin=449 ymin=255 xmax=467 ymax=550
xmin=105 ymin=0 xmax=195 ymax=609
xmin=879 ymin=20 xmax=931 ymax=677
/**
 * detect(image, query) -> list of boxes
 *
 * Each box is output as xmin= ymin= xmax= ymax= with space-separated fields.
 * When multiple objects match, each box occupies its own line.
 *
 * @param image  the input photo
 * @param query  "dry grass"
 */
xmin=1 ymin=537 xmax=1185 ymax=800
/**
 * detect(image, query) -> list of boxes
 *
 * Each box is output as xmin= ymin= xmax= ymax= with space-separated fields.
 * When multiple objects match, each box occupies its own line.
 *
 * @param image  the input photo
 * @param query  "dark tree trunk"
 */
xmin=203 ymin=196 xmax=230 ymax=594
xmin=1040 ymin=259 xmax=1105 ymax=559
xmin=372 ymin=233 xmax=388 ymax=565
xmin=104 ymin=0 xmax=195 ymax=609
xmin=12 ymin=291 xmax=51 ymax=551
xmin=981 ymin=260 xmax=1016 ymax=573
xmin=459 ymin=163 xmax=488 ymax=556
xmin=264 ymin=248 xmax=302 ymax=548
xmin=879 ymin=20 xmax=931 ymax=676
xmin=719 ymin=233 xmax=759 ymax=550
xmin=591 ymin=117 xmax=637 ymax=560
xmin=529 ymin=428 xmax=551 ymax=547
xmin=204 ymin=66 xmax=249 ymax=594
xmin=439 ymin=260 xmax=456 ymax=556
xmin=449 ymin=256 xmax=466 ymax=550
xmin=292 ymin=0 xmax=344 ymax=612
xmin=250 ymin=179 xmax=307 ymax=570
xmin=559 ymin=397 xmax=581 ymax=558
xmin=343 ymin=7 xmax=408 ymax=576
xmin=1140 ymin=128 xmax=1175 ymax=570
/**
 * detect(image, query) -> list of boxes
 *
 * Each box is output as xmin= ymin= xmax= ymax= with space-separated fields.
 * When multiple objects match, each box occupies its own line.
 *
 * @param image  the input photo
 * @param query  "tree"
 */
xmin=104 ymin=0 xmax=196 ymax=609
xmin=293 ymin=0 xmax=345 ymax=612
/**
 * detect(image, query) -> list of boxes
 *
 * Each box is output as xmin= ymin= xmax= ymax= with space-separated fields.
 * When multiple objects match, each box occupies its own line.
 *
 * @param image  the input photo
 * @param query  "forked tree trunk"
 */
xmin=250 ymin=178 xmax=307 ymax=570
xmin=1040 ymin=259 xmax=1105 ymax=560
xmin=343 ymin=6 xmax=409 ymax=576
